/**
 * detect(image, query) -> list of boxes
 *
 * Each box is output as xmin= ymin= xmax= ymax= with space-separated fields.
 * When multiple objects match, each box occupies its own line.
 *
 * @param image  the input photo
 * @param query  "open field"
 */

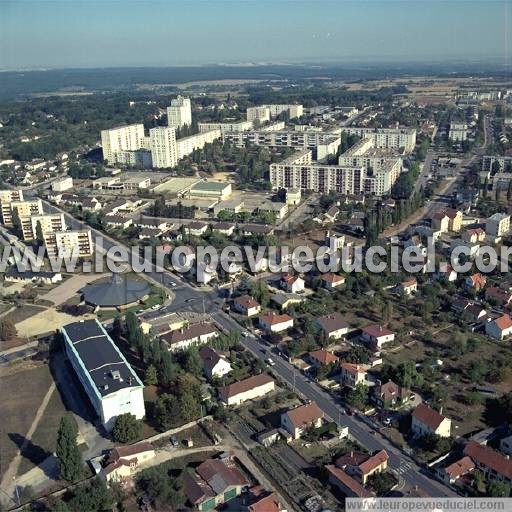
xmin=0 ymin=363 xmax=71 ymax=481
xmin=4 ymin=305 xmax=46 ymax=325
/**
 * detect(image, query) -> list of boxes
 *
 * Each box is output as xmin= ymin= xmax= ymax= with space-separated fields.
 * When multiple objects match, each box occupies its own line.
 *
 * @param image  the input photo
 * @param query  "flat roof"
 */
xmin=191 ymin=181 xmax=230 ymax=192
xmin=62 ymin=319 xmax=143 ymax=397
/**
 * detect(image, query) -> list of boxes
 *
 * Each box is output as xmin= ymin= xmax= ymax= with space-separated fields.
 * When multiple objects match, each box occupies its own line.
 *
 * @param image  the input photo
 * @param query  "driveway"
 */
xmin=41 ymin=273 xmax=109 ymax=306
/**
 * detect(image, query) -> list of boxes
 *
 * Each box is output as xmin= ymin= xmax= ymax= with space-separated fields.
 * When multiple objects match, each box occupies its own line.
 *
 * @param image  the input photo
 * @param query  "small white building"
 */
xmin=51 ymin=176 xmax=73 ymax=192
xmin=199 ymin=346 xmax=232 ymax=380
xmin=161 ymin=323 xmax=218 ymax=352
xmin=411 ymin=403 xmax=451 ymax=438
xmin=361 ymin=325 xmax=395 ymax=350
xmin=280 ymin=402 xmax=323 ymax=439
xmin=259 ymin=313 xmax=294 ymax=333
xmin=485 ymin=314 xmax=512 ymax=340
xmin=218 ymin=373 xmax=275 ymax=406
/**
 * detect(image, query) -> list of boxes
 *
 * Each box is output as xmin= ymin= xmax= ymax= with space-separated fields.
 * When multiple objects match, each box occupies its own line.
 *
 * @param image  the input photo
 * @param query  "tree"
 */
xmin=111 ymin=413 xmax=143 ymax=444
xmin=487 ymin=480 xmax=511 ymax=497
xmin=11 ymin=206 xmax=22 ymax=237
xmin=0 ymin=318 xmax=17 ymax=341
xmin=34 ymin=220 xmax=44 ymax=246
xmin=154 ymin=393 xmax=180 ymax=431
xmin=66 ymin=478 xmax=114 ymax=511
xmin=56 ymin=416 xmax=83 ymax=481
xmin=144 ymin=364 xmax=158 ymax=386
xmin=137 ymin=466 xmax=183 ymax=507
xmin=183 ymin=348 xmax=203 ymax=378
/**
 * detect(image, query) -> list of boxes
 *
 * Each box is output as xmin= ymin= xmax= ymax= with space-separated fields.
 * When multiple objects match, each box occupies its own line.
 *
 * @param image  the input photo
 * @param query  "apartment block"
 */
xmin=44 ymin=229 xmax=94 ymax=257
xmin=198 ymin=120 xmax=253 ymax=135
xmin=167 ymin=95 xmax=192 ymax=128
xmin=246 ymin=106 xmax=270 ymax=123
xmin=1 ymin=199 xmax=43 ymax=227
xmin=176 ymin=129 xmax=221 ymax=159
xmin=0 ymin=189 xmax=24 ymax=203
xmin=25 ymin=213 xmax=66 ymax=240
xmin=263 ymin=104 xmax=304 ymax=119
xmin=341 ymin=127 xmax=417 ymax=153
xmin=101 ymin=124 xmax=146 ymax=165
xmin=149 ymin=126 xmax=178 ymax=168
xmin=449 ymin=122 xmax=468 ymax=142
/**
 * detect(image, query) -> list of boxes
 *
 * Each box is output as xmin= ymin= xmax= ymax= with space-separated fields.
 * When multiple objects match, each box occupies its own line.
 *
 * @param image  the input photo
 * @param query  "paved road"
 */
xmin=35 ymin=199 xmax=459 ymax=497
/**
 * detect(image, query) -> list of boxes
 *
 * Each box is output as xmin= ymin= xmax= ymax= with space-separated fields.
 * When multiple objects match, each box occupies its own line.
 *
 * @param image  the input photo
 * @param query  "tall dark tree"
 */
xmin=35 ymin=220 xmax=44 ymax=246
xmin=11 ymin=206 xmax=22 ymax=237
xmin=56 ymin=416 xmax=83 ymax=481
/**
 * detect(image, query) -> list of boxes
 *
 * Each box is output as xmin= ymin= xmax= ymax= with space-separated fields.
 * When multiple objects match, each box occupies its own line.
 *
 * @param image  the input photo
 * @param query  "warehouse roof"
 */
xmin=61 ymin=319 xmax=142 ymax=397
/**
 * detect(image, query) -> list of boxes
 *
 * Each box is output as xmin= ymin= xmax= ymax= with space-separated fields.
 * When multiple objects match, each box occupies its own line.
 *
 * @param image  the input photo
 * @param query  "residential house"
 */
xmin=280 ymin=273 xmax=305 ymax=293
xmin=411 ymin=403 xmax=452 ymax=438
xmin=372 ymin=380 xmax=410 ymax=409
xmin=161 ymin=322 xmax=218 ymax=352
xmin=4 ymin=267 xmax=62 ymax=285
xmin=218 ymin=373 xmax=275 ymax=406
xmin=403 ymin=235 xmax=427 ymax=257
xmin=242 ymin=486 xmax=286 ymax=512
xmin=437 ymin=265 xmax=458 ymax=283
xmin=308 ymin=349 xmax=339 ymax=368
xmin=259 ymin=313 xmax=294 ymax=333
xmin=233 ymin=295 xmax=261 ymax=317
xmin=465 ymin=273 xmax=487 ymax=292
xmin=335 ymin=449 xmax=389 ymax=485
xmin=361 ymin=325 xmax=395 ymax=350
xmin=325 ymin=465 xmax=374 ymax=498
xmin=464 ymin=440 xmax=512 ymax=483
xmin=183 ymin=456 xmax=248 ymax=511
xmin=211 ymin=222 xmax=235 ymax=236
xmin=463 ymin=228 xmax=486 ymax=244
xmin=320 ymin=273 xmax=346 ymax=290
xmin=101 ymin=443 xmax=155 ymax=484
xmin=199 ymin=346 xmax=232 ymax=380
xmin=104 ymin=215 xmax=133 ymax=229
xmin=486 ymin=213 xmax=510 ymax=238
xmin=316 ymin=312 xmax=350 ymax=340
xmin=340 ymin=363 xmax=367 ymax=388
xmin=324 ymin=206 xmax=340 ymax=223
xmin=485 ymin=314 xmax=512 ymax=340
xmin=270 ymin=293 xmax=304 ymax=311
xmin=280 ymin=401 xmax=324 ymax=439
xmin=398 ymin=278 xmax=418 ymax=296
xmin=485 ymin=287 xmax=512 ymax=307
xmin=188 ymin=221 xmax=209 ymax=237
xmin=437 ymin=456 xmax=475 ymax=485
xmin=431 ymin=208 xmax=463 ymax=233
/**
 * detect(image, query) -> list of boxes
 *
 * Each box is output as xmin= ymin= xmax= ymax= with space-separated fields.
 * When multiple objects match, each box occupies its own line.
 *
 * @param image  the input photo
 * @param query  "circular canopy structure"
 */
xmin=81 ymin=273 xmax=150 ymax=308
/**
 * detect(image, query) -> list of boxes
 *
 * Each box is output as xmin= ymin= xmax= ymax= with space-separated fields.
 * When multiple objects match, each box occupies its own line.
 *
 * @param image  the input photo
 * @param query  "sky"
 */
xmin=0 ymin=0 xmax=510 ymax=69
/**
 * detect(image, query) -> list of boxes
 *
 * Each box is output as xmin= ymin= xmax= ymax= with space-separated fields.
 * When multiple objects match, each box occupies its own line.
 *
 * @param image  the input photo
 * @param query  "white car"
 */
xmin=266 ymin=358 xmax=275 ymax=366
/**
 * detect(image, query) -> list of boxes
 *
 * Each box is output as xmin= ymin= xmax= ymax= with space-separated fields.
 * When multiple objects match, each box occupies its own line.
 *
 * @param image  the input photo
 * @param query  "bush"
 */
xmin=111 ymin=413 xmax=143 ymax=444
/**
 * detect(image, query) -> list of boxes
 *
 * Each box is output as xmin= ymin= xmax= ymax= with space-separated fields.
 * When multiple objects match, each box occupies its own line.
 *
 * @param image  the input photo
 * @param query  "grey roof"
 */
xmin=81 ymin=273 xmax=150 ymax=307
xmin=61 ymin=319 xmax=142 ymax=397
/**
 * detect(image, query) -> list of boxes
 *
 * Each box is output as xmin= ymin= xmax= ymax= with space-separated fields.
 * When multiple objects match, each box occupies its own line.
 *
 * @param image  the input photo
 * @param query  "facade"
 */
xmin=280 ymin=273 xmax=304 ymax=293
xmin=44 ymin=229 xmax=94 ymax=257
xmin=52 ymin=177 xmax=73 ymax=192
xmin=246 ymin=106 xmax=271 ymax=123
xmin=26 ymin=213 xmax=66 ymax=240
xmin=326 ymin=465 xmax=373 ymax=498
xmin=0 ymin=189 xmax=24 ymax=204
xmin=101 ymin=443 xmax=155 ymax=484
xmin=167 ymin=95 xmax=192 ymax=128
xmin=372 ymin=380 xmax=410 ymax=409
xmin=61 ymin=320 xmax=145 ymax=430
xmin=321 ymin=272 xmax=346 ymax=290
xmin=1 ymin=199 xmax=43 ymax=227
xmin=280 ymin=401 xmax=323 ymax=439
xmin=233 ymin=295 xmax=261 ymax=317
xmin=316 ymin=312 xmax=350 ymax=340
xmin=308 ymin=349 xmax=339 ymax=368
xmin=101 ymin=124 xmax=145 ymax=165
xmin=361 ymin=325 xmax=395 ymax=350
xmin=218 ymin=373 xmax=275 ymax=406
xmin=149 ymin=126 xmax=178 ymax=168
xmin=431 ymin=208 xmax=463 ymax=233
xmin=263 ymin=104 xmax=303 ymax=119
xmin=411 ymin=403 xmax=451 ymax=438
xmin=198 ymin=120 xmax=253 ymax=135
xmin=486 ymin=213 xmax=510 ymax=238
xmin=176 ymin=129 xmax=221 ymax=159
xmin=340 ymin=127 xmax=417 ymax=153
xmin=464 ymin=441 xmax=512 ymax=483
xmin=340 ymin=363 xmax=367 ymax=388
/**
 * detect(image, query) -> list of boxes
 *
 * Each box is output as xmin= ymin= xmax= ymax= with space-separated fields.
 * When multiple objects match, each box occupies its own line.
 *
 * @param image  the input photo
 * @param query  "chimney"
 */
xmin=439 ymin=407 xmax=443 ymax=415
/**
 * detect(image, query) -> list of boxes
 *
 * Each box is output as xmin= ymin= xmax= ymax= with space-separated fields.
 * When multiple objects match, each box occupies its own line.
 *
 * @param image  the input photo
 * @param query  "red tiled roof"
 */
xmin=377 ymin=380 xmax=409 ymax=402
xmin=219 ymin=373 xmax=274 ymax=399
xmin=325 ymin=465 xmax=373 ymax=498
xmin=284 ymin=401 xmax=323 ymax=429
xmin=309 ymin=349 xmax=339 ymax=365
xmin=247 ymin=488 xmax=282 ymax=512
xmin=234 ymin=295 xmax=260 ymax=309
xmin=110 ymin=442 xmax=153 ymax=460
xmin=281 ymin=273 xmax=300 ymax=284
xmin=412 ymin=403 xmax=447 ymax=430
xmin=469 ymin=273 xmax=487 ymax=289
xmin=444 ymin=456 xmax=475 ymax=480
xmin=321 ymin=272 xmax=346 ymax=284
xmin=358 ymin=450 xmax=389 ymax=475
xmin=494 ymin=314 xmax=512 ymax=330
xmin=362 ymin=324 xmax=394 ymax=338
xmin=259 ymin=313 xmax=293 ymax=325
xmin=401 ymin=278 xmax=417 ymax=288
xmin=464 ymin=441 xmax=512 ymax=481
xmin=341 ymin=362 xmax=365 ymax=376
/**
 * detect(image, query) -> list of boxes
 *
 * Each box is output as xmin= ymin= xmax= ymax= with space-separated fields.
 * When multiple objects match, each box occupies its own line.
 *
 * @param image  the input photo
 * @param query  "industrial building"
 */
xmin=61 ymin=319 xmax=145 ymax=430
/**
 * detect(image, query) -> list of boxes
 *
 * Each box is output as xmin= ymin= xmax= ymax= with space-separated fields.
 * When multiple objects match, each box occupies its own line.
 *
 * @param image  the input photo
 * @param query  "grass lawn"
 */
xmin=4 ymin=304 xmax=46 ymax=325
xmin=0 ymin=362 xmax=72 ymax=480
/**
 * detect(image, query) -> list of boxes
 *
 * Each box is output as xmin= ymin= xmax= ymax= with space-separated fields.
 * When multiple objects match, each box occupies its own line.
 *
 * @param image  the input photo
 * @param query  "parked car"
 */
xmin=170 ymin=436 xmax=179 ymax=447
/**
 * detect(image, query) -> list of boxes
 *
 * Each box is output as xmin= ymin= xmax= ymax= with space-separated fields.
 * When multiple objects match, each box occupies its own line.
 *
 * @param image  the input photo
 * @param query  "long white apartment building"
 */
xmin=224 ymin=128 xmax=340 ymax=161
xmin=61 ymin=320 xmax=145 ymax=430
xmin=167 ymin=95 xmax=192 ymax=128
xmin=44 ymin=229 xmax=94 ymax=258
xmin=101 ymin=124 xmax=146 ymax=165
xmin=1 ymin=198 xmax=43 ymax=227
xmin=0 ymin=189 xmax=24 ymax=203
xmin=23 ymin=213 xmax=66 ymax=241
xmin=198 ymin=120 xmax=253 ymax=135
xmin=338 ymin=137 xmax=403 ymax=172
xmin=270 ymin=150 xmax=400 ymax=196
xmin=264 ymin=104 xmax=303 ymax=119
xmin=341 ymin=126 xmax=417 ymax=153
xmin=149 ymin=126 xmax=178 ymax=168
xmin=176 ymin=129 xmax=221 ymax=159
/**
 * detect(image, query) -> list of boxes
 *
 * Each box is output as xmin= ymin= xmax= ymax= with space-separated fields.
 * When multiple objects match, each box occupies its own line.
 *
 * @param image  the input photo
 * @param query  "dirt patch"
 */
xmin=15 ymin=308 xmax=95 ymax=338
xmin=4 ymin=305 xmax=46 ymax=325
